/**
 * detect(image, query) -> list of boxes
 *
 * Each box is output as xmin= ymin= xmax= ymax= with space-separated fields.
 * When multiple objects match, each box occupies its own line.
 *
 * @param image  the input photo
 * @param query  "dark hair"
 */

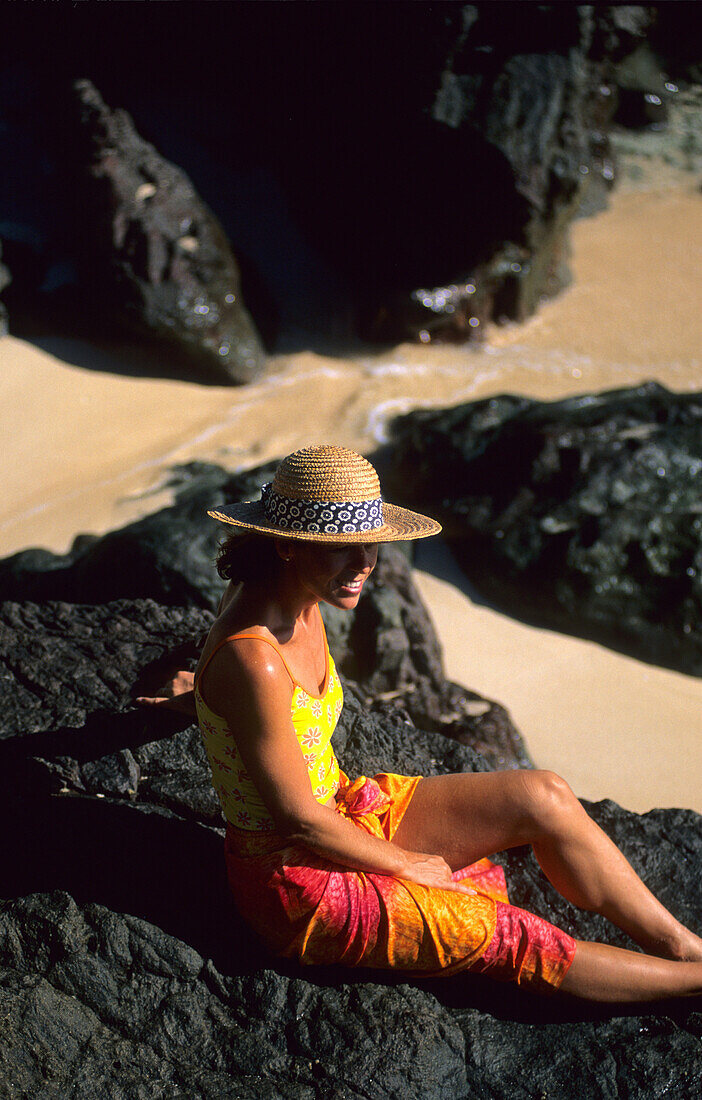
xmin=216 ymin=533 xmax=286 ymax=586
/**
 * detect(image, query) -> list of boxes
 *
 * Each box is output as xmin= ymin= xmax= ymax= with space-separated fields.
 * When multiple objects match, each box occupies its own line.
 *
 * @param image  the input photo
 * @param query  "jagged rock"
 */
xmin=0 ymin=599 xmax=212 ymax=739
xmin=1 ymin=748 xmax=701 ymax=1097
xmin=0 ymin=577 xmax=701 ymax=1093
xmin=0 ymin=595 xmax=511 ymax=819
xmin=67 ymin=79 xmax=265 ymax=383
xmin=389 ymin=382 xmax=702 ymax=676
xmin=325 ymin=545 xmax=531 ymax=770
xmin=366 ymin=4 xmax=622 ymax=342
xmin=2 ymin=4 xmax=689 ymax=349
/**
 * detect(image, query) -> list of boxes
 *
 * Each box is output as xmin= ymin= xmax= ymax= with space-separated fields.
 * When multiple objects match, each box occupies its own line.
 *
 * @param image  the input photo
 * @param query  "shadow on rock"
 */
xmin=0 ymin=782 xmax=261 ymax=979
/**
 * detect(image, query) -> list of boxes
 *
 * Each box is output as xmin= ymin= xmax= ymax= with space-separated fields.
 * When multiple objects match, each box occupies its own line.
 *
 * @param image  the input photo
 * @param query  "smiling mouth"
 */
xmin=335 ymin=578 xmax=364 ymax=593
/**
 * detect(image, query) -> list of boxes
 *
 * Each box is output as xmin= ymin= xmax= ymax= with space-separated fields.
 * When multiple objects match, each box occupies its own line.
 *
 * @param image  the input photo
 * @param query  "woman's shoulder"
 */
xmin=196 ymin=629 xmax=295 ymax=732
xmin=198 ymin=603 xmax=294 ymax=692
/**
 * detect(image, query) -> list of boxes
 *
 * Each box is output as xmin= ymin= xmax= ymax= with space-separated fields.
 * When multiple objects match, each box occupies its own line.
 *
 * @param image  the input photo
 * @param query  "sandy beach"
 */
xmin=3 ymin=182 xmax=701 ymax=813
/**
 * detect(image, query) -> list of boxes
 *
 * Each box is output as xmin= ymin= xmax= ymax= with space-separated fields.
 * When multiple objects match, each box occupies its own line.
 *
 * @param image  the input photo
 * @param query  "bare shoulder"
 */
xmin=200 ymin=630 xmax=292 ymax=716
xmin=215 ymin=632 xmax=285 ymax=681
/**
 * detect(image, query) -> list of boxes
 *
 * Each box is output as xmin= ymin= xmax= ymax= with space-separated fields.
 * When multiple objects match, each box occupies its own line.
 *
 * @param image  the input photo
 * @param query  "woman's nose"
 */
xmin=351 ymin=545 xmax=375 ymax=571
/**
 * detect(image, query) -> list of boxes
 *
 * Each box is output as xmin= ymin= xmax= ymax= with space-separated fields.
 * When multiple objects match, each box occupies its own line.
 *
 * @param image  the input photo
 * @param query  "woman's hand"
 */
xmin=136 ymin=670 xmax=197 ymax=716
xmin=398 ymin=851 xmax=477 ymax=896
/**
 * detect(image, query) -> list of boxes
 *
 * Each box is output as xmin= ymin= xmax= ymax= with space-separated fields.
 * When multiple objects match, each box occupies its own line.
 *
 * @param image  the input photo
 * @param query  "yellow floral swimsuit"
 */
xmin=195 ymin=617 xmax=343 ymax=832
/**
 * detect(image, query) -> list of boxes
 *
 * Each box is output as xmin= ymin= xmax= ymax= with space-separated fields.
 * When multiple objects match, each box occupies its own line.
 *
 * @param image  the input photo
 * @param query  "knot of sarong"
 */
xmin=335 ymin=776 xmax=392 ymax=819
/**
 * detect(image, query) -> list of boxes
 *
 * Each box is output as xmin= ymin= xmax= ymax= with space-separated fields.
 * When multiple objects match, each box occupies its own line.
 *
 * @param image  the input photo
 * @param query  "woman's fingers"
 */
xmin=135 ymin=671 xmax=197 ymax=716
xmin=137 ymin=673 xmax=195 ymax=699
xmin=401 ymin=852 xmax=477 ymax=895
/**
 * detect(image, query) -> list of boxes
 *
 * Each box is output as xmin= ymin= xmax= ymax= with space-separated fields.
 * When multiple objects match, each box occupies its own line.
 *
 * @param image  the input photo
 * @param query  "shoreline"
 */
xmin=414 ymin=543 xmax=702 ymax=815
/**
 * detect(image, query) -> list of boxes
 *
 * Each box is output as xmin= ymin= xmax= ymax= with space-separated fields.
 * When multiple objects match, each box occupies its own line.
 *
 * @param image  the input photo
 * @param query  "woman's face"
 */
xmin=281 ymin=540 xmax=379 ymax=609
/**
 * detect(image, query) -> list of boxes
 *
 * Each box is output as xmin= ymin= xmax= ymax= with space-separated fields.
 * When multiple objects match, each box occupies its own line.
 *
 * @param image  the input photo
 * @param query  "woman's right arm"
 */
xmin=202 ymin=640 xmax=474 ymax=896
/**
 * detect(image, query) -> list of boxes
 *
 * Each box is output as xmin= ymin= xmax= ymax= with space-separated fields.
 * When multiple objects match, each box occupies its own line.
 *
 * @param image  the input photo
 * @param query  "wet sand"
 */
xmin=2 ymin=183 xmax=701 ymax=811
xmin=414 ymin=543 xmax=702 ymax=814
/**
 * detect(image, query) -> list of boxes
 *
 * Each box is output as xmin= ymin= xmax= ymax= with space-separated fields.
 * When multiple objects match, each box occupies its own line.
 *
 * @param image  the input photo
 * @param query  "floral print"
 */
xmin=196 ymin=646 xmax=344 ymax=832
xmin=301 ymin=726 xmax=322 ymax=749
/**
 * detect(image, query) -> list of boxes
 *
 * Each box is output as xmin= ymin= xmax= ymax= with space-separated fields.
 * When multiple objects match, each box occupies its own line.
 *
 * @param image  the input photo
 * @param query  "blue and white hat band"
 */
xmin=261 ymin=483 xmax=384 ymax=535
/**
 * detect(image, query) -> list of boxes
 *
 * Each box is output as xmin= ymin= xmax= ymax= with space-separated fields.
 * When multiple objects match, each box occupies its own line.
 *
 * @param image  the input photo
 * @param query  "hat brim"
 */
xmin=207 ymin=500 xmax=441 ymax=542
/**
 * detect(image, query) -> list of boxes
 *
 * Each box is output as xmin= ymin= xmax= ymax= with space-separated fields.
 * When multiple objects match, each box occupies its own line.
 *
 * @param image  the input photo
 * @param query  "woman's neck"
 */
xmin=232 ymin=576 xmax=319 ymax=641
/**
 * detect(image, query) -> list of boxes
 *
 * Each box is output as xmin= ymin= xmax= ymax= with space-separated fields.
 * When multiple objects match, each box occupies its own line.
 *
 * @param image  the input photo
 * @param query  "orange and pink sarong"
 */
xmin=224 ymin=772 xmax=576 ymax=993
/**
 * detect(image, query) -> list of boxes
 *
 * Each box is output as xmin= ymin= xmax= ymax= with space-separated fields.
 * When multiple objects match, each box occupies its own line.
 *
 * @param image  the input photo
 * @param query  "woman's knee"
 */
xmin=520 ymin=770 xmax=579 ymax=836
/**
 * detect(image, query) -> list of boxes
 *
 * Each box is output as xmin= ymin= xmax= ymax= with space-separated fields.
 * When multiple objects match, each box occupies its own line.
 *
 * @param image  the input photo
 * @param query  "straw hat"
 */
xmin=207 ymin=444 xmax=441 ymax=543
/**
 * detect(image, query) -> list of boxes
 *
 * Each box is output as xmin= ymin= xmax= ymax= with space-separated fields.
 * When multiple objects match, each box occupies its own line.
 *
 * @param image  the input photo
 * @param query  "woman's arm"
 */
xmin=136 ymin=669 xmax=196 ymax=713
xmin=136 ymin=583 xmax=240 ymax=713
xmin=203 ymin=639 xmax=475 ymax=896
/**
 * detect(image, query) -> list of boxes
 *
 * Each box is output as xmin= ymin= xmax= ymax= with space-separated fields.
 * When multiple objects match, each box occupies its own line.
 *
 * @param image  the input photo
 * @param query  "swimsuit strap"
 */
xmin=196 ymin=605 xmax=330 ymax=693
xmin=195 ymin=631 xmax=296 ymax=689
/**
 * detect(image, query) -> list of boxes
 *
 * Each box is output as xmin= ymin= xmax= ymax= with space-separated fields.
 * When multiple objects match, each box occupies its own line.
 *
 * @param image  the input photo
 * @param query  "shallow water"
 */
xmin=3 ymin=183 xmax=701 ymax=559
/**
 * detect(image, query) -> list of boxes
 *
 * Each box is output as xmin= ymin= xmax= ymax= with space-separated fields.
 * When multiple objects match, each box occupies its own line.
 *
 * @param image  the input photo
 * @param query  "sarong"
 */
xmin=224 ymin=773 xmax=576 ymax=993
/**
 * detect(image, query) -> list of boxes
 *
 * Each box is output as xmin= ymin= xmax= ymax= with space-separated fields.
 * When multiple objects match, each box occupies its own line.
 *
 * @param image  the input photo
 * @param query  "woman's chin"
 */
xmin=326 ymin=585 xmax=364 ymax=609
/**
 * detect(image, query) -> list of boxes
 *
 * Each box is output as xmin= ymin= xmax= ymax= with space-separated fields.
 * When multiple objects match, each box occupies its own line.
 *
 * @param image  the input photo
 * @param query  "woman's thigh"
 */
xmin=391 ymin=769 xmax=553 ymax=869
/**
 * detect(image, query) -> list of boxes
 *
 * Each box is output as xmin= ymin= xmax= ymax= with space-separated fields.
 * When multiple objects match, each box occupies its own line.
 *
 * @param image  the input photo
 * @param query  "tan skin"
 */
xmin=141 ymin=538 xmax=702 ymax=1003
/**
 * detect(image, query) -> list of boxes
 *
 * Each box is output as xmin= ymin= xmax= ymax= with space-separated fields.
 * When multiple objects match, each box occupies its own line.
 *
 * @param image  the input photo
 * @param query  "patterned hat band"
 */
xmin=261 ymin=483 xmax=384 ymax=535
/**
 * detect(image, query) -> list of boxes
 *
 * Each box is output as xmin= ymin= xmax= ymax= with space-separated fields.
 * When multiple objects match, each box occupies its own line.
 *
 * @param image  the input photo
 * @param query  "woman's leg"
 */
xmin=561 ymin=941 xmax=702 ymax=1002
xmin=392 ymin=769 xmax=702 ymax=962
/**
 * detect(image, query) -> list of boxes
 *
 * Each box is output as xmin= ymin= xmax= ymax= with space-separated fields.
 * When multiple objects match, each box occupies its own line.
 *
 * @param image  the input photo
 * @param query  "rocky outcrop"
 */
xmin=66 ymin=80 xmax=265 ymax=383
xmin=2 ymin=4 xmax=690 ymax=351
xmin=0 ymin=590 xmax=701 ymax=1097
xmin=389 ymin=382 xmax=702 ymax=676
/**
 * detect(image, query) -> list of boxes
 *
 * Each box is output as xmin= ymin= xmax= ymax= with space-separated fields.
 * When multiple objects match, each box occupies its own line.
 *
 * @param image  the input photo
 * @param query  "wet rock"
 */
xmin=368 ymin=4 xmax=621 ymax=343
xmin=389 ymin=382 xmax=702 ymax=676
xmin=68 ymin=80 xmax=264 ymax=383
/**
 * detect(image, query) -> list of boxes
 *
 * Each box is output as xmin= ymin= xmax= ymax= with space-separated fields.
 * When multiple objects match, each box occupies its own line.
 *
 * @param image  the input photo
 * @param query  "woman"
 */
xmin=144 ymin=444 xmax=702 ymax=1001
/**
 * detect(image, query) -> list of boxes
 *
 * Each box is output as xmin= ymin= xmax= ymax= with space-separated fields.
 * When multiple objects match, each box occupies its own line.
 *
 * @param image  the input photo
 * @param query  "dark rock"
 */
xmin=67 ymin=79 xmax=265 ymax=383
xmin=1 ymin=4 xmax=687 ymax=350
xmin=1 ymin=734 xmax=701 ymax=1097
xmin=0 ymin=596 xmax=499 ymax=819
xmin=0 ymin=586 xmax=701 ymax=1093
xmin=369 ymin=4 xmax=620 ymax=343
xmin=389 ymin=382 xmax=702 ymax=677
xmin=72 ymin=78 xmax=265 ymax=380
xmin=325 ymin=544 xmax=532 ymax=770
xmin=335 ymin=687 xmax=492 ymax=782
xmin=0 ymin=599 xmax=212 ymax=739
